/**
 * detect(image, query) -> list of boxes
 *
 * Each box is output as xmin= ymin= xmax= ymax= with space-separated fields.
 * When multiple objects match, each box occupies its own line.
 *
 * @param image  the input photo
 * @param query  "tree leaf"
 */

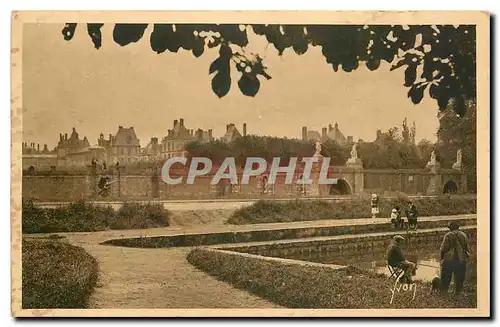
xmin=62 ymin=23 xmax=77 ymax=41
xmin=404 ymin=64 xmax=418 ymax=87
xmin=219 ymin=25 xmax=248 ymax=47
xmin=408 ymin=83 xmax=427 ymax=104
xmin=192 ymin=37 xmax=204 ymax=57
xmin=113 ymin=24 xmax=148 ymax=46
xmin=366 ymin=57 xmax=381 ymax=71
xmin=212 ymin=69 xmax=231 ymax=98
xmin=209 ymin=58 xmax=220 ymax=74
xmin=390 ymin=58 xmax=406 ymax=71
xmin=292 ymin=41 xmax=308 ymax=55
xmin=150 ymin=24 xmax=179 ymax=54
xmin=429 ymin=83 xmax=440 ymax=99
xmin=87 ymin=24 xmax=104 ymax=49
xmin=341 ymin=57 xmax=359 ymax=72
xmin=238 ymin=73 xmax=260 ymax=97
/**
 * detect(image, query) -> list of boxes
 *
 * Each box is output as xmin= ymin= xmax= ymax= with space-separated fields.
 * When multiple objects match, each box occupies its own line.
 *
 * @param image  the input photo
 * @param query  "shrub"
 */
xmin=110 ymin=202 xmax=170 ymax=230
xmin=187 ymin=248 xmax=477 ymax=309
xmin=22 ymin=200 xmax=171 ymax=234
xmin=228 ymin=197 xmax=477 ymax=224
xmin=22 ymin=239 xmax=99 ymax=308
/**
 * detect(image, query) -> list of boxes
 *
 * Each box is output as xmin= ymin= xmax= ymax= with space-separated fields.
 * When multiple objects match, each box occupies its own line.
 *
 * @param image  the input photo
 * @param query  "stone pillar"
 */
xmin=425 ymin=152 xmax=442 ymax=195
xmin=460 ymin=173 xmax=468 ymax=193
xmin=345 ymin=144 xmax=363 ymax=195
xmin=308 ymin=154 xmax=323 ymax=197
xmin=452 ymin=149 xmax=467 ymax=193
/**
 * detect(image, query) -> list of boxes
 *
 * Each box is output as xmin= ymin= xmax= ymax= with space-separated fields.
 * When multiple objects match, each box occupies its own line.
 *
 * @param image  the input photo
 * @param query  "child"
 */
xmin=391 ymin=206 xmax=403 ymax=228
xmin=371 ymin=193 xmax=380 ymax=223
xmin=390 ymin=208 xmax=399 ymax=228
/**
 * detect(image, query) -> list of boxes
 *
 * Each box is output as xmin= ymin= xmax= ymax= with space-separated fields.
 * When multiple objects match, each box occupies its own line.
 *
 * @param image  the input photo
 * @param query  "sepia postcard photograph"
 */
xmin=10 ymin=10 xmax=490 ymax=318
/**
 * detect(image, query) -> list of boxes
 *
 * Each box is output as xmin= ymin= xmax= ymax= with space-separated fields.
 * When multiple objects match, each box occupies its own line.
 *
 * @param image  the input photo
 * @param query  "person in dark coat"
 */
xmin=406 ymin=201 xmax=419 ymax=230
xmin=440 ymin=221 xmax=470 ymax=294
xmin=386 ymin=235 xmax=417 ymax=283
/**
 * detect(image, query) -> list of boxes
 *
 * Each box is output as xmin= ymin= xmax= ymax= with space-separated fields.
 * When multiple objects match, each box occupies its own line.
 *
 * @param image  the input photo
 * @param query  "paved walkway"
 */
xmin=54 ymin=214 xmax=475 ymax=309
xmin=62 ymin=214 xmax=476 ymax=245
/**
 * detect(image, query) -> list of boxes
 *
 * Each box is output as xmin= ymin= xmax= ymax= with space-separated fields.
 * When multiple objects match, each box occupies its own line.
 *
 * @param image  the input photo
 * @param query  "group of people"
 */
xmin=370 ymin=193 xmax=419 ymax=230
xmin=386 ymin=221 xmax=470 ymax=295
xmin=390 ymin=202 xmax=419 ymax=230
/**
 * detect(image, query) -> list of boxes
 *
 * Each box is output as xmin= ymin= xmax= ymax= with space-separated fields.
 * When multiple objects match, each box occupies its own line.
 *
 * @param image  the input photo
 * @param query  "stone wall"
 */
xmin=101 ymin=217 xmax=476 ymax=248
xmin=22 ymin=165 xmax=468 ymax=201
xmin=224 ymin=226 xmax=477 ymax=260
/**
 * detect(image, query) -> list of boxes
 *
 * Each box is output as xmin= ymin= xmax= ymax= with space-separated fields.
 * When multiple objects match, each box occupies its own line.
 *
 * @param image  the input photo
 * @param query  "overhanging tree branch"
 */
xmin=62 ymin=23 xmax=476 ymax=116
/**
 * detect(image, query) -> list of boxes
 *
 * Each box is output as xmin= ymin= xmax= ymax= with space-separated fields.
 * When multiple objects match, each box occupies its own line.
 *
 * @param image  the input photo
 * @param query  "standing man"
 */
xmin=371 ymin=193 xmax=380 ymax=223
xmin=440 ymin=221 xmax=470 ymax=295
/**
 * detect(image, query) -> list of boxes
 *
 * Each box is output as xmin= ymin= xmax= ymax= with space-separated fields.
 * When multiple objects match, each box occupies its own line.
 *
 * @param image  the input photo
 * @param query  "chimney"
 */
xmin=152 ymin=137 xmax=158 ymax=144
xmin=208 ymin=129 xmax=213 ymax=139
xmin=243 ymin=123 xmax=247 ymax=137
xmin=376 ymin=129 xmax=382 ymax=140
xmin=119 ymin=125 xmax=123 ymax=130
xmin=43 ymin=144 xmax=48 ymax=152
xmin=328 ymin=124 xmax=333 ymax=132
xmin=321 ymin=127 xmax=327 ymax=139
xmin=65 ymin=133 xmax=67 ymax=141
xmin=37 ymin=144 xmax=40 ymax=152
xmin=173 ymin=119 xmax=178 ymax=127
xmin=335 ymin=122 xmax=339 ymax=129
xmin=302 ymin=126 xmax=307 ymax=141
xmin=180 ymin=118 xmax=184 ymax=126
xmin=60 ymin=133 xmax=63 ymax=141
xmin=109 ymin=134 xmax=112 ymax=140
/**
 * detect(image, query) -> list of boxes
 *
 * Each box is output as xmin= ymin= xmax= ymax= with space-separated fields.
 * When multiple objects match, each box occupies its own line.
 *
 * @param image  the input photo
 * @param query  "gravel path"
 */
xmin=71 ymin=241 xmax=281 ymax=309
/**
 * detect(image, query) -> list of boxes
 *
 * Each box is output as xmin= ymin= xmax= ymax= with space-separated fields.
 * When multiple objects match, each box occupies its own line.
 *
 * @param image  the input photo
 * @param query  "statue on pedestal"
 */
xmin=346 ymin=143 xmax=362 ymax=167
xmin=350 ymin=143 xmax=358 ymax=160
xmin=429 ymin=150 xmax=436 ymax=165
xmin=425 ymin=150 xmax=442 ymax=194
xmin=452 ymin=148 xmax=463 ymax=170
xmin=314 ymin=141 xmax=322 ymax=157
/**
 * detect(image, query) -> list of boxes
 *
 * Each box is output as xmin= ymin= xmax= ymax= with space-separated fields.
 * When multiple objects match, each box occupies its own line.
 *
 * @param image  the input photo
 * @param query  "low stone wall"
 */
xmin=101 ymin=217 xmax=476 ymax=248
xmin=222 ymin=226 xmax=477 ymax=260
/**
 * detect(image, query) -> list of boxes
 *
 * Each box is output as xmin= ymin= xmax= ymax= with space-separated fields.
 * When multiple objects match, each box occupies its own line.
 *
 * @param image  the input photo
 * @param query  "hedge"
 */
xmin=187 ymin=248 xmax=477 ymax=309
xmin=22 ymin=239 xmax=99 ymax=308
xmin=22 ymin=200 xmax=171 ymax=234
xmin=228 ymin=197 xmax=476 ymax=224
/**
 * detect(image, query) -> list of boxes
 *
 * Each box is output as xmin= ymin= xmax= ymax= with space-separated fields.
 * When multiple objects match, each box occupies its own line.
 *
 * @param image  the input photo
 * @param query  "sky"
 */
xmin=22 ymin=23 xmax=440 ymax=149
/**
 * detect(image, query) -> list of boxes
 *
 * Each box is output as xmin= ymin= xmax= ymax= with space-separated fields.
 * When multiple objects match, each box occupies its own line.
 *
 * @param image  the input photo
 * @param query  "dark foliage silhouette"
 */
xmin=62 ymin=23 xmax=475 ymax=116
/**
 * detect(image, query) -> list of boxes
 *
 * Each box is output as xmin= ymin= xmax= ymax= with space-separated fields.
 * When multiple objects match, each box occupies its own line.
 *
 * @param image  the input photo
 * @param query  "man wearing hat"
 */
xmin=386 ymin=235 xmax=417 ymax=283
xmin=440 ymin=221 xmax=470 ymax=294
